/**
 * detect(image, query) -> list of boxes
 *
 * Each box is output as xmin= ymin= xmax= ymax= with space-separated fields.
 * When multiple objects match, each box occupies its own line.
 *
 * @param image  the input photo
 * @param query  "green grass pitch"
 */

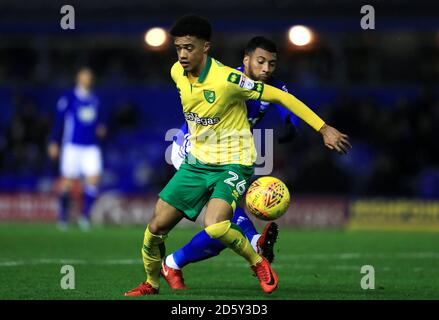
xmin=0 ymin=223 xmax=438 ymax=300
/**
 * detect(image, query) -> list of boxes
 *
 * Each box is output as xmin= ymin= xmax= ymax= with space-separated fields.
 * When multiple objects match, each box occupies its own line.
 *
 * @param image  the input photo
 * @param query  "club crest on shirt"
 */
xmin=203 ymin=90 xmax=216 ymax=103
xmin=78 ymin=106 xmax=96 ymax=123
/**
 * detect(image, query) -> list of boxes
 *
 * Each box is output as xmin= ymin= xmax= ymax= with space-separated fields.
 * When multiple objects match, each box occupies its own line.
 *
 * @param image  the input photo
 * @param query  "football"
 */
xmin=245 ymin=176 xmax=291 ymax=221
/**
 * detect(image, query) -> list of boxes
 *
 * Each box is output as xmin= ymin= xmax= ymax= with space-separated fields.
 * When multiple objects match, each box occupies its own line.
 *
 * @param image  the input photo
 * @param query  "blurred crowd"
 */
xmin=274 ymin=89 xmax=439 ymax=198
xmin=0 ymin=86 xmax=438 ymax=198
xmin=1 ymin=25 xmax=438 ymax=197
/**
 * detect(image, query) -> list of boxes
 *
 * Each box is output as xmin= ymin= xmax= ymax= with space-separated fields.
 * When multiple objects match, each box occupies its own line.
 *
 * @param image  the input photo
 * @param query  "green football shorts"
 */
xmin=159 ymin=154 xmax=254 ymax=221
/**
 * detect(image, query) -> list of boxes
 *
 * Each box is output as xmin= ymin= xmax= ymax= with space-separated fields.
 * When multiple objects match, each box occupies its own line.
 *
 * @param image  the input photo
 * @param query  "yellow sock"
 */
xmin=205 ymin=220 xmax=262 ymax=266
xmin=141 ymin=225 xmax=167 ymax=288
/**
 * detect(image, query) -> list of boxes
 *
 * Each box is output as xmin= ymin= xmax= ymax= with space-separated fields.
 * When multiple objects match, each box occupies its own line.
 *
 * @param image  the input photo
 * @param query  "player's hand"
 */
xmin=319 ymin=124 xmax=352 ymax=155
xmin=96 ymin=124 xmax=107 ymax=139
xmin=47 ymin=142 xmax=59 ymax=160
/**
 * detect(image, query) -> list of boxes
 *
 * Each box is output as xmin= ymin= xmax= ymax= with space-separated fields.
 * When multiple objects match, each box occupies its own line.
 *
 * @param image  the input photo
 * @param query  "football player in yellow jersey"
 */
xmin=124 ymin=15 xmax=351 ymax=296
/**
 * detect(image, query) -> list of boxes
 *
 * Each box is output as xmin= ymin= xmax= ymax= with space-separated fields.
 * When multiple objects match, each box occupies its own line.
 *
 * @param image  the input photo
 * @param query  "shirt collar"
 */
xmin=183 ymin=56 xmax=212 ymax=84
xmin=74 ymin=86 xmax=91 ymax=99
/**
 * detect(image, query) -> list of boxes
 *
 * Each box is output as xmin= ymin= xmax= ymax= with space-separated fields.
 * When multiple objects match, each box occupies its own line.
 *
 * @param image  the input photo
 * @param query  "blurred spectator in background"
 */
xmin=47 ymin=67 xmax=107 ymax=230
xmin=0 ymin=26 xmax=438 ymax=199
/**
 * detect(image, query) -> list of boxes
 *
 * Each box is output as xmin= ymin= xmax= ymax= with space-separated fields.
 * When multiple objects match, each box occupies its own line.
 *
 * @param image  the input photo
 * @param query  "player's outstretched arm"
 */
xmin=260 ymin=84 xmax=352 ymax=154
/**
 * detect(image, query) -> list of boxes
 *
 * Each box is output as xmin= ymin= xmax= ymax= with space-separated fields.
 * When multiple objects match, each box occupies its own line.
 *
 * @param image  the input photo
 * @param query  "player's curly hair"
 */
xmin=245 ymin=36 xmax=278 ymax=55
xmin=169 ymin=15 xmax=212 ymax=41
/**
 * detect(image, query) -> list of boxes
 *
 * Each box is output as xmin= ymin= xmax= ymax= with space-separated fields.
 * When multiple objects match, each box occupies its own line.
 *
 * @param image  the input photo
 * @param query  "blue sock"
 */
xmin=172 ymin=230 xmax=226 ymax=268
xmin=58 ymin=192 xmax=70 ymax=223
xmin=232 ymin=207 xmax=258 ymax=241
xmin=82 ymin=184 xmax=98 ymax=219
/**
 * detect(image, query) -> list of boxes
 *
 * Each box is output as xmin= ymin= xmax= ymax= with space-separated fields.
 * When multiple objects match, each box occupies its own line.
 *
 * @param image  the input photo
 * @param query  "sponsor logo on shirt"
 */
xmin=227 ymin=72 xmax=263 ymax=93
xmin=184 ymin=112 xmax=220 ymax=126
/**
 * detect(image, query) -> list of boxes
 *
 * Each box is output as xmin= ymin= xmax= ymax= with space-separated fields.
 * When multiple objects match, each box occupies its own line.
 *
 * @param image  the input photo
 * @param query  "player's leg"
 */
xmin=79 ymin=175 xmax=99 ymax=230
xmin=204 ymin=198 xmax=262 ymax=265
xmin=162 ymin=210 xmax=279 ymax=290
xmin=167 ymin=205 xmax=277 ymax=271
xmin=204 ymin=199 xmax=278 ymax=293
xmin=161 ymin=229 xmax=225 ymax=289
xmin=164 ymin=205 xmax=278 ymax=276
xmin=165 ymin=205 xmax=264 ymax=272
xmin=125 ymin=159 xmax=211 ymax=296
xmin=203 ymin=165 xmax=260 ymax=265
xmin=233 ymin=206 xmax=279 ymax=263
xmin=202 ymin=165 xmax=278 ymax=293
xmin=79 ymin=146 xmax=102 ymax=230
xmin=58 ymin=144 xmax=81 ymax=229
xmin=166 ymin=230 xmax=225 ymax=269
xmin=125 ymin=198 xmax=184 ymax=296
xmin=232 ymin=206 xmax=259 ymax=247
xmin=57 ymin=177 xmax=74 ymax=229
xmin=160 ymin=157 xmax=227 ymax=288
xmin=143 ymin=199 xmax=184 ymax=288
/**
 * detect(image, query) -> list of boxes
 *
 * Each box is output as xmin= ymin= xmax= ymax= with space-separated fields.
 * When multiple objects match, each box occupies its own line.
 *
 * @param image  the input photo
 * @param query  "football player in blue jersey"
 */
xmin=48 ymin=67 xmax=106 ymax=231
xmin=162 ymin=36 xmax=298 ymax=289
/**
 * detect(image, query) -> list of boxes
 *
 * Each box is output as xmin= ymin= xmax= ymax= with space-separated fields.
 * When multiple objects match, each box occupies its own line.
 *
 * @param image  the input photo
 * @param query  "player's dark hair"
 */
xmin=245 ymin=36 xmax=277 ymax=55
xmin=170 ymin=15 xmax=212 ymax=41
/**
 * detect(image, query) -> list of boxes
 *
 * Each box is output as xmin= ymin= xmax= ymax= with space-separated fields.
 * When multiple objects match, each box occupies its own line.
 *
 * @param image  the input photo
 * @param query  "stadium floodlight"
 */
xmin=144 ymin=27 xmax=168 ymax=48
xmin=288 ymin=25 xmax=314 ymax=46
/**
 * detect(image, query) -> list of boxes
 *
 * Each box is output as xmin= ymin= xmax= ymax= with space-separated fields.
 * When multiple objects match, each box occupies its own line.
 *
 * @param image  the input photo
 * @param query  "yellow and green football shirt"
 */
xmin=170 ymin=56 xmax=325 ymax=166
xmin=171 ymin=56 xmax=263 ymax=166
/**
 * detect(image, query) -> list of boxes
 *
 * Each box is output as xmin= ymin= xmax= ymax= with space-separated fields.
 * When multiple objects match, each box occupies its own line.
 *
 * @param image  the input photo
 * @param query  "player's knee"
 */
xmin=205 ymin=220 xmax=231 ymax=239
xmin=85 ymin=175 xmax=100 ymax=186
xmin=204 ymin=214 xmax=230 ymax=228
xmin=148 ymin=199 xmax=180 ymax=235
xmin=59 ymin=178 xmax=74 ymax=194
xmin=147 ymin=219 xmax=168 ymax=235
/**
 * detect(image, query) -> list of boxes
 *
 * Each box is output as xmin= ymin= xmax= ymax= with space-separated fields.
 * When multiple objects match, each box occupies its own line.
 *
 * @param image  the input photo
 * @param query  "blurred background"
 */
xmin=0 ymin=0 xmax=438 ymax=228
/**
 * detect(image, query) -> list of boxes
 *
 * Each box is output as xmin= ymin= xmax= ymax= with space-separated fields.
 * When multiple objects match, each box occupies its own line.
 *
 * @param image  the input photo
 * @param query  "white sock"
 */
xmin=165 ymin=254 xmax=181 ymax=270
xmin=250 ymin=234 xmax=261 ymax=253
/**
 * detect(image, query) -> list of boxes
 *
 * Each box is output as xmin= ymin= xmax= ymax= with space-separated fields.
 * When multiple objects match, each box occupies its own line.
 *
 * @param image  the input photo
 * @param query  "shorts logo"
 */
xmin=203 ymin=90 xmax=216 ymax=103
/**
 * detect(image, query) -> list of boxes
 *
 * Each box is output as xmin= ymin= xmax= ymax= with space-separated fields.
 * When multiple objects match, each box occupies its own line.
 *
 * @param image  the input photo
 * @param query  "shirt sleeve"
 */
xmin=225 ymin=71 xmax=265 ymax=101
xmin=260 ymin=84 xmax=325 ymax=131
xmin=49 ymin=95 xmax=69 ymax=144
xmin=170 ymin=62 xmax=181 ymax=84
xmin=274 ymin=84 xmax=300 ymax=126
